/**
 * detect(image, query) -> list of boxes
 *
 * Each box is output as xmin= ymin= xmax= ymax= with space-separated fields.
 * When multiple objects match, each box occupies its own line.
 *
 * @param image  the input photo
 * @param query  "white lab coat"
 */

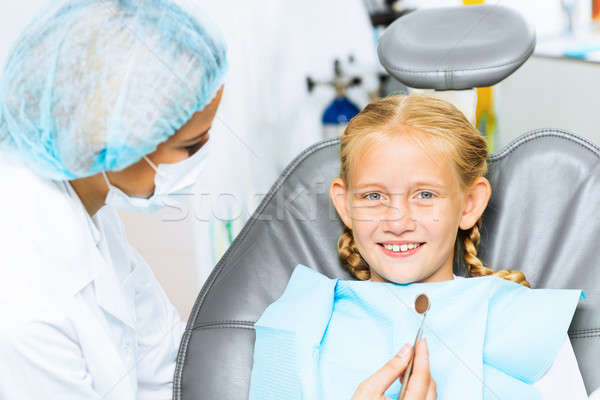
xmin=0 ymin=154 xmax=185 ymax=399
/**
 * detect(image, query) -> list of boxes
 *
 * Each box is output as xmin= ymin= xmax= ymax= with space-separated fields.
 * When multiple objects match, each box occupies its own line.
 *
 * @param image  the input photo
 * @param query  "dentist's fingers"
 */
xmin=352 ymin=343 xmax=412 ymax=399
xmin=401 ymin=338 xmax=436 ymax=400
xmin=426 ymin=379 xmax=437 ymax=400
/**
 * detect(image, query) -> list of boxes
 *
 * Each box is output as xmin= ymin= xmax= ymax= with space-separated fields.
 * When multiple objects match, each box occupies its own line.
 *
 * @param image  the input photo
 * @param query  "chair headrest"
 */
xmin=378 ymin=5 xmax=536 ymax=90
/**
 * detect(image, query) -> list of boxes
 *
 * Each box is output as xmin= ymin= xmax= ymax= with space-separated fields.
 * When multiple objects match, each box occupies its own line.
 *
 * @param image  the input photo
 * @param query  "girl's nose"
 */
xmin=380 ymin=198 xmax=416 ymax=233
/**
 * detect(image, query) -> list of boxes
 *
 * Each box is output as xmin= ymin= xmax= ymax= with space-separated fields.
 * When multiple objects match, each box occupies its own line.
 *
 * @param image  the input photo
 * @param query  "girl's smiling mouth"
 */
xmin=377 ymin=241 xmax=425 ymax=257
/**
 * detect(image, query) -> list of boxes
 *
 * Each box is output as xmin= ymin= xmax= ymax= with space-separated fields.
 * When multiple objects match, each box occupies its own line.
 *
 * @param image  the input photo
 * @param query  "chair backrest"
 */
xmin=174 ymin=129 xmax=600 ymax=399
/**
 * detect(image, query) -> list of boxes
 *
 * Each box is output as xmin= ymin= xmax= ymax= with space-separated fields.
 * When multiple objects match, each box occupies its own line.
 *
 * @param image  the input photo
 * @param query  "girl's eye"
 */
xmin=364 ymin=192 xmax=382 ymax=201
xmin=416 ymin=191 xmax=435 ymax=200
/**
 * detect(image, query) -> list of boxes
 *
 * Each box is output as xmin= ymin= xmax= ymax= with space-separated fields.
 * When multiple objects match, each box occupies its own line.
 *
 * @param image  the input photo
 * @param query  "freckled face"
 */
xmin=334 ymin=131 xmax=466 ymax=283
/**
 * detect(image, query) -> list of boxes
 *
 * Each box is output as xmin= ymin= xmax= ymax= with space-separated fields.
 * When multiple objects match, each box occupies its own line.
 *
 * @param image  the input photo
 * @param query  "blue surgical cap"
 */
xmin=0 ymin=0 xmax=228 ymax=180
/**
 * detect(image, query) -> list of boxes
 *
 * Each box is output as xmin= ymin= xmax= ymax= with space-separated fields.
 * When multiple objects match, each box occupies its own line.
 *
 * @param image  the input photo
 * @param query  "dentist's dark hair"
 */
xmin=335 ymin=94 xmax=530 ymax=287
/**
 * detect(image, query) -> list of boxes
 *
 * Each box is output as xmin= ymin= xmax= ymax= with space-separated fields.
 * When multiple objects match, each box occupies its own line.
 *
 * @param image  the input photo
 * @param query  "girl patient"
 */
xmin=249 ymin=95 xmax=588 ymax=399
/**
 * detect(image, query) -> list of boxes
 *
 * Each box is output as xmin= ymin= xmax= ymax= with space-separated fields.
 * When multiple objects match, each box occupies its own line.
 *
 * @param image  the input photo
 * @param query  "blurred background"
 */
xmin=2 ymin=0 xmax=599 ymax=319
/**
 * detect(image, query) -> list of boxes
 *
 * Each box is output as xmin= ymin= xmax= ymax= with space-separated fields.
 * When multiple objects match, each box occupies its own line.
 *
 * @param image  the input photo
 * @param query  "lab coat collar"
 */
xmin=51 ymin=180 xmax=99 ymax=296
xmin=62 ymin=181 xmax=136 ymax=330
xmin=93 ymin=260 xmax=137 ymax=330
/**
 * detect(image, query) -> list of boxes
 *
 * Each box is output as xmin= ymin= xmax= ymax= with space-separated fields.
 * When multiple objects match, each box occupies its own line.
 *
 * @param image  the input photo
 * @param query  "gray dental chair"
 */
xmin=174 ymin=5 xmax=600 ymax=399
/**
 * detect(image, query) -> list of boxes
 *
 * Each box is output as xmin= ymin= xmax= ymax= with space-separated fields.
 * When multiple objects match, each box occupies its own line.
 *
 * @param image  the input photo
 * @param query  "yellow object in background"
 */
xmin=463 ymin=0 xmax=497 ymax=152
xmin=475 ymin=86 xmax=497 ymax=153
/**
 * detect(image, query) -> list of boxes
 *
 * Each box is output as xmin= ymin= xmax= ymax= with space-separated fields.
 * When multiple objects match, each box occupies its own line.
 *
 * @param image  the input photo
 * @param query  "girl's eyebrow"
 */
xmin=409 ymin=180 xmax=446 ymax=189
xmin=354 ymin=180 xmax=446 ymax=190
xmin=353 ymin=183 xmax=388 ymax=190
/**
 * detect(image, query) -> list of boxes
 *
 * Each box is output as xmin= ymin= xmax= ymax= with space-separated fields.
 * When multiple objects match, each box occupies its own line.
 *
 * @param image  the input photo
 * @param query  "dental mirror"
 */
xmin=415 ymin=294 xmax=430 ymax=315
xmin=399 ymin=293 xmax=430 ymax=400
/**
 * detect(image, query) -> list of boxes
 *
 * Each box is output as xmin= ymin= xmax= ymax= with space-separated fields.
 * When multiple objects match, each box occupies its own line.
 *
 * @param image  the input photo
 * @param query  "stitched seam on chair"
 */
xmin=569 ymin=334 xmax=600 ymax=339
xmin=569 ymin=328 xmax=600 ymax=340
xmin=196 ymin=325 xmax=255 ymax=330
xmin=173 ymin=323 xmax=255 ymax=398
xmin=384 ymin=58 xmax=524 ymax=76
xmin=173 ymin=330 xmax=191 ymax=400
xmin=488 ymin=129 xmax=600 ymax=165
xmin=489 ymin=129 xmax=600 ymax=159
xmin=173 ymin=138 xmax=340 ymax=400
xmin=569 ymin=328 xmax=600 ymax=334
xmin=194 ymin=321 xmax=255 ymax=331
xmin=381 ymin=29 xmax=535 ymax=75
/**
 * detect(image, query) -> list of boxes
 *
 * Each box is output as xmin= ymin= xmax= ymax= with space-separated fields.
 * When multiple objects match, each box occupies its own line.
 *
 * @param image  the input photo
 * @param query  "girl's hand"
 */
xmin=351 ymin=339 xmax=437 ymax=400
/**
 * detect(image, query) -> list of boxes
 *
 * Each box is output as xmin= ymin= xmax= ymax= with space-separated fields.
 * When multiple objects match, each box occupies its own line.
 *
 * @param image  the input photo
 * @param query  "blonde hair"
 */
xmin=336 ymin=95 xmax=530 ymax=287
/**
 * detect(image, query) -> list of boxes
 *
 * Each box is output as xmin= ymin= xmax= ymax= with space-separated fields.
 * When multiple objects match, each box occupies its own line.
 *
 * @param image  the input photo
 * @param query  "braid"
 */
xmin=463 ymin=219 xmax=531 ymax=288
xmin=337 ymin=228 xmax=370 ymax=280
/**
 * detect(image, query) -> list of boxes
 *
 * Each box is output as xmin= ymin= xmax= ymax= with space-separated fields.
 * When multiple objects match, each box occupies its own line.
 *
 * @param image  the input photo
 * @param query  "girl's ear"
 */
xmin=459 ymin=176 xmax=492 ymax=230
xmin=330 ymin=178 xmax=353 ymax=229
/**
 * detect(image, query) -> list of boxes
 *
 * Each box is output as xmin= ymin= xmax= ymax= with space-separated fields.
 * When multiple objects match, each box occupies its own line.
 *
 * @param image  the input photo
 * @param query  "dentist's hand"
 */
xmin=351 ymin=338 xmax=437 ymax=400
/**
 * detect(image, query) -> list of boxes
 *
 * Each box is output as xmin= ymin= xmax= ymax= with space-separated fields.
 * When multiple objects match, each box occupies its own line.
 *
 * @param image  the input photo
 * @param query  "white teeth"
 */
xmin=383 ymin=243 xmax=421 ymax=253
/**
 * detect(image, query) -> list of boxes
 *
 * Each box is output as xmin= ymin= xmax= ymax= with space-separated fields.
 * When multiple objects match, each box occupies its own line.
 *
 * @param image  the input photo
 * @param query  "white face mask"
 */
xmin=103 ymin=142 xmax=210 ymax=213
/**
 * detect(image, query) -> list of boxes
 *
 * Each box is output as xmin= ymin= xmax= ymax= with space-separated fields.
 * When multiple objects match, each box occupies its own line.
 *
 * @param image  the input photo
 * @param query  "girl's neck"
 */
xmin=369 ymin=263 xmax=455 ymax=283
xmin=419 ymin=266 xmax=455 ymax=283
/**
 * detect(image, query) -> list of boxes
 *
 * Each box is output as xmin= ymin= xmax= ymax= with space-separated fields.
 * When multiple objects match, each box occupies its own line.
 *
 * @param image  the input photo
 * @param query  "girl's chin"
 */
xmin=369 ymin=269 xmax=421 ymax=284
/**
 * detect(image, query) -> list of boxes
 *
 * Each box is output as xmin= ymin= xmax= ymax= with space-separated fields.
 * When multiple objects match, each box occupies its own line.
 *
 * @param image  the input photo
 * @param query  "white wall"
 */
xmin=495 ymin=55 xmax=600 ymax=148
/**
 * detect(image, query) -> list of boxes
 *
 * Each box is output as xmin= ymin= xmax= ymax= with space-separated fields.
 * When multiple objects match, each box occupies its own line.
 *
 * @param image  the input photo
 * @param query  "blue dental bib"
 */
xmin=249 ymin=265 xmax=582 ymax=400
